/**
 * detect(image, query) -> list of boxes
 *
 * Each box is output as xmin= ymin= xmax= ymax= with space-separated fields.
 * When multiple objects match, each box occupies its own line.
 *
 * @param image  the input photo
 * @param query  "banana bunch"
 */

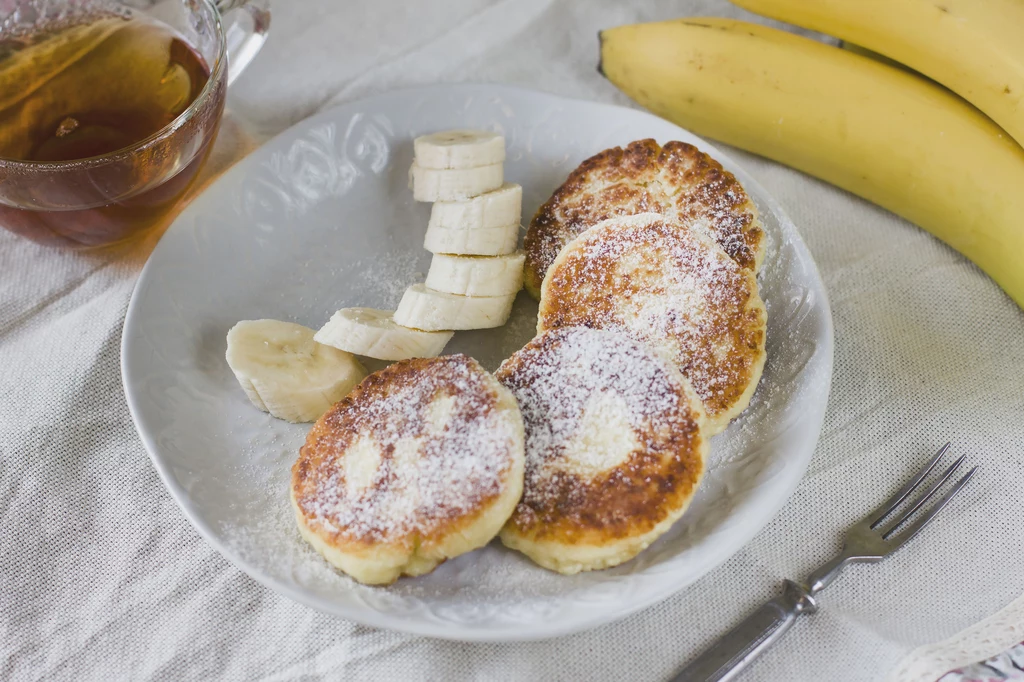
xmin=730 ymin=0 xmax=1024 ymax=150
xmin=226 ymin=131 xmax=524 ymax=423
xmin=598 ymin=12 xmax=1024 ymax=309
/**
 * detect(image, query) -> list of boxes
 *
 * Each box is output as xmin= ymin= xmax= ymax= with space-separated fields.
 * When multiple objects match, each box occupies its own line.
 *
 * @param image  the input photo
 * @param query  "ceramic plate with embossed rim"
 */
xmin=121 ymin=83 xmax=833 ymax=642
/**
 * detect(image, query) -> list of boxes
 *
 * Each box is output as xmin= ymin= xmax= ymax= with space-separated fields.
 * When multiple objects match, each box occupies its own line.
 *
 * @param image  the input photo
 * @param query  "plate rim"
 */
xmin=121 ymin=82 xmax=834 ymax=642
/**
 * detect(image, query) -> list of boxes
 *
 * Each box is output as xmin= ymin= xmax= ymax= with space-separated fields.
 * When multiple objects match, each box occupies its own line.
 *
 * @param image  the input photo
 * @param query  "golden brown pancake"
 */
xmin=523 ymin=138 xmax=764 ymax=298
xmin=495 ymin=327 xmax=708 ymax=574
xmin=291 ymin=354 xmax=525 ymax=585
xmin=538 ymin=212 xmax=766 ymax=435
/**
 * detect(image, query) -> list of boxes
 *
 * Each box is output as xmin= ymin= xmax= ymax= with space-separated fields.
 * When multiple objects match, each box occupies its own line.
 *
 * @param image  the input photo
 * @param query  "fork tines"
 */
xmin=869 ymin=442 xmax=978 ymax=546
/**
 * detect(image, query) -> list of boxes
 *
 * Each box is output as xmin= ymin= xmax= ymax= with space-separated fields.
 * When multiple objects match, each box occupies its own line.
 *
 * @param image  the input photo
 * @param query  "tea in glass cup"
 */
xmin=0 ymin=0 xmax=270 ymax=248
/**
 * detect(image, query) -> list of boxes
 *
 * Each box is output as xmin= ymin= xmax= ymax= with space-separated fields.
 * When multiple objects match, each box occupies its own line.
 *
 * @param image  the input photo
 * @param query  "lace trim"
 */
xmin=887 ymin=591 xmax=1024 ymax=681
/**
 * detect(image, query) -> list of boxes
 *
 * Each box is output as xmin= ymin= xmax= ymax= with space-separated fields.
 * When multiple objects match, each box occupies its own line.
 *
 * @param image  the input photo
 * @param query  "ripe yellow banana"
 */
xmin=729 ymin=0 xmax=1024 ymax=150
xmin=599 ymin=18 xmax=1024 ymax=308
xmin=838 ymin=42 xmax=912 ymax=74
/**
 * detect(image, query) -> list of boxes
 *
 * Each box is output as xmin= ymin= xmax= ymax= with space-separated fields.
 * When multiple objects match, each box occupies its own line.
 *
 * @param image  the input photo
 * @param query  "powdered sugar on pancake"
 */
xmin=292 ymin=354 xmax=521 ymax=542
xmin=495 ymin=327 xmax=705 ymax=531
xmin=524 ymin=139 xmax=764 ymax=296
xmin=538 ymin=212 xmax=766 ymax=434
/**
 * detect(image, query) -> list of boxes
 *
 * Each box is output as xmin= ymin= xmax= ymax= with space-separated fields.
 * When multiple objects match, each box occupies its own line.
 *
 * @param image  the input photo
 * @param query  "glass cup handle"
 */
xmin=214 ymin=0 xmax=270 ymax=85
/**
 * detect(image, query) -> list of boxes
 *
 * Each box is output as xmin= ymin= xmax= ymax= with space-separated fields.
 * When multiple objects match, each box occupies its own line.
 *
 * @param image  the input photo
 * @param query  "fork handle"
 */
xmin=670 ymin=580 xmax=817 ymax=682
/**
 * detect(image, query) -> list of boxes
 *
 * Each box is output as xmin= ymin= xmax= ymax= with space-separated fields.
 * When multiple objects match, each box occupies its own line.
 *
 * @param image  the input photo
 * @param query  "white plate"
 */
xmin=121 ymin=84 xmax=833 ymax=642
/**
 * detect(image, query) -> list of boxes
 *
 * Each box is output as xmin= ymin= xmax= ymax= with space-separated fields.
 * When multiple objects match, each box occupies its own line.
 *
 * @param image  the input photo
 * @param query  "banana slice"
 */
xmin=424 ymin=223 xmax=519 ymax=256
xmin=410 ymin=162 xmax=504 ymax=202
xmin=314 ymin=308 xmax=454 ymax=361
xmin=225 ymin=320 xmax=366 ymax=423
xmin=413 ymin=129 xmax=505 ymax=169
xmin=393 ymin=284 xmax=516 ymax=331
xmin=428 ymin=183 xmax=522 ymax=230
xmin=425 ymin=251 xmax=525 ymax=297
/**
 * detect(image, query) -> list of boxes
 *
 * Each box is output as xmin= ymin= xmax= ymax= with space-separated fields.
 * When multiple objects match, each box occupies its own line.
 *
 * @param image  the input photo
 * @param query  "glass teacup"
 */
xmin=0 ymin=0 xmax=270 ymax=248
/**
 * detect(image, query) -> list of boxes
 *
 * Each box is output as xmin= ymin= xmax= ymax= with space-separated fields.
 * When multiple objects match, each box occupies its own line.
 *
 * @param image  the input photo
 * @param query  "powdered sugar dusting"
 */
xmin=330 ymin=248 xmax=427 ymax=316
xmin=292 ymin=355 xmax=521 ymax=542
xmin=525 ymin=139 xmax=764 ymax=292
xmin=539 ymin=213 xmax=765 ymax=427
xmin=560 ymin=391 xmax=640 ymax=477
xmin=496 ymin=327 xmax=703 ymax=526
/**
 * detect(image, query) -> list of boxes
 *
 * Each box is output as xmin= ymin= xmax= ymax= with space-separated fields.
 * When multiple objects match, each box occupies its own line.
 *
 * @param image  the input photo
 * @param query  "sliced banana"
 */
xmin=413 ymin=129 xmax=505 ymax=169
xmin=314 ymin=308 xmax=454 ymax=361
xmin=428 ymin=183 xmax=522 ymax=231
xmin=393 ymin=284 xmax=516 ymax=331
xmin=225 ymin=320 xmax=366 ymax=423
xmin=410 ymin=162 xmax=504 ymax=202
xmin=424 ymin=222 xmax=519 ymax=256
xmin=425 ymin=251 xmax=525 ymax=297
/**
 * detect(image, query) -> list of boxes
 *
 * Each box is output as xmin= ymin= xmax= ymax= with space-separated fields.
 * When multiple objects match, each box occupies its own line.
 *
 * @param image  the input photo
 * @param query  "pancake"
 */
xmin=495 ymin=327 xmax=708 ymax=574
xmin=523 ymin=138 xmax=765 ymax=298
xmin=538 ymin=212 xmax=766 ymax=435
xmin=291 ymin=354 xmax=525 ymax=585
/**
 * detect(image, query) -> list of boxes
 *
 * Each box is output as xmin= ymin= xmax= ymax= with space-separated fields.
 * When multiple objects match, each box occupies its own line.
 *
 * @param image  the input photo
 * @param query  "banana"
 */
xmin=729 ymin=0 xmax=1024 ymax=150
xmin=425 ymin=251 xmax=525 ymax=297
xmin=424 ymin=222 xmax=519 ymax=256
xmin=393 ymin=284 xmax=516 ymax=331
xmin=314 ymin=307 xmax=454 ymax=361
xmin=429 ymin=183 xmax=522 ymax=231
xmin=414 ymin=129 xmax=505 ymax=169
xmin=838 ymin=41 xmax=912 ymax=74
xmin=599 ymin=18 xmax=1024 ymax=308
xmin=225 ymin=319 xmax=366 ymax=423
xmin=410 ymin=162 xmax=504 ymax=202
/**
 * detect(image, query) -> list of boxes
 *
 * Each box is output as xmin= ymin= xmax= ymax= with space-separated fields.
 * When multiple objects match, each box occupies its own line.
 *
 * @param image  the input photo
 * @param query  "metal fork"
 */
xmin=673 ymin=443 xmax=979 ymax=682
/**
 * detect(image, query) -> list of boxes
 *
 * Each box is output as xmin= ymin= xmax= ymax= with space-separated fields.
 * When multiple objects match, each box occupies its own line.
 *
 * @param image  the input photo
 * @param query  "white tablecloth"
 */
xmin=3 ymin=1 xmax=1024 ymax=680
